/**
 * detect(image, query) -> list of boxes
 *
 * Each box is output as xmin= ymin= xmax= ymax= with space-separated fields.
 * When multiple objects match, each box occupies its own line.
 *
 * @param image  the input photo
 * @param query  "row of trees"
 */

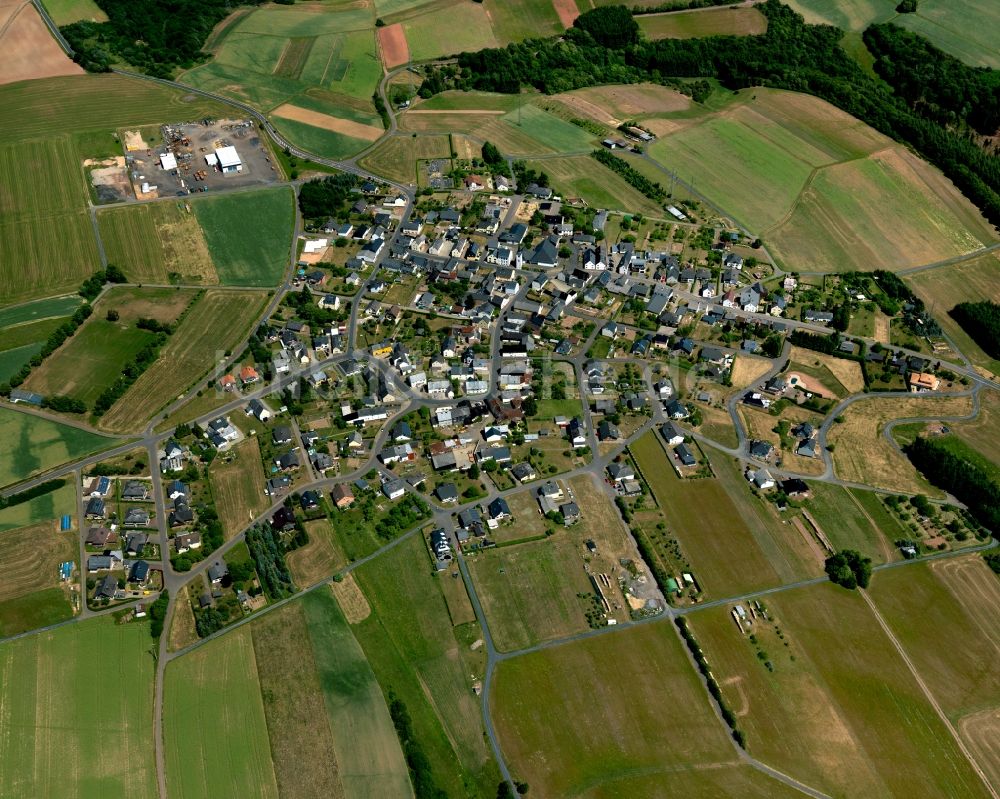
xmin=387 ymin=693 xmax=447 ymax=799
xmin=904 ymin=436 xmax=1000 ymax=533
xmin=246 ymin=523 xmax=295 ymax=600
xmin=950 ymin=301 xmax=1000 ymax=359
xmin=590 ymin=148 xmax=666 ymax=201
xmin=420 ymin=1 xmax=1000 ymax=228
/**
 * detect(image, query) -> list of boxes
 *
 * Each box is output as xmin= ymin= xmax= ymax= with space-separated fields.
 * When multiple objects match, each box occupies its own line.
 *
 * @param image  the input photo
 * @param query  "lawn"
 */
xmin=687 ymin=581 xmax=993 ymax=798
xmin=492 ymin=620 xmax=804 ymax=797
xmin=209 ymin=437 xmax=268 ymax=539
xmin=193 ymin=187 xmax=294 ymax=286
xmin=357 ymin=133 xmax=452 ymax=184
xmin=0 ymin=522 xmax=77 ymax=636
xmin=0 ymin=410 xmax=115 ymax=489
xmin=638 ymin=6 xmax=767 ymax=39
xmin=827 ymin=394 xmax=974 ymax=494
xmin=524 ymin=155 xmax=663 ymax=217
xmin=164 ymin=627 xmax=279 ymax=799
xmin=905 ymin=253 xmax=1000 ymax=375
xmin=0 ymin=616 xmax=156 ymax=798
xmin=97 ymin=289 xmax=268 ymax=432
xmin=352 ymin=534 xmax=499 ymax=797
xmin=467 ymin=536 xmax=594 ymax=652
xmin=97 ymin=201 xmax=218 ymax=285
xmin=894 ymin=0 xmax=1000 ymax=68
xmin=630 ymin=431 xmax=784 ymax=596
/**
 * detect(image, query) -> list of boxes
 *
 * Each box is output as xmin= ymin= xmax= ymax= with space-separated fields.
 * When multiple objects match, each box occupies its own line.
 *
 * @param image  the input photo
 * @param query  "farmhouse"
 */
xmin=331 ymin=483 xmax=355 ymax=509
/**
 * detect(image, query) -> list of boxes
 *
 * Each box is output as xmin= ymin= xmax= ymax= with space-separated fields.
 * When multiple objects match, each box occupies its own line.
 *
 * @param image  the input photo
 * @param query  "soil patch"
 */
xmin=272 ymin=104 xmax=383 ymax=141
xmin=551 ymin=0 xmax=579 ymax=28
xmin=377 ymin=22 xmax=409 ymax=69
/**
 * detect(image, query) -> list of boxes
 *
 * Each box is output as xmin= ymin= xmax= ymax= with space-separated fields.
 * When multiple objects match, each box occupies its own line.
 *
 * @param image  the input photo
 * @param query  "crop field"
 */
xmin=353 ymin=534 xmax=499 ymax=797
xmin=41 ymin=0 xmax=107 ymax=25
xmin=767 ymin=148 xmax=995 ymax=273
xmin=209 ymin=438 xmax=268 ymax=539
xmin=630 ymin=432 xmax=785 ymax=596
xmin=894 ymin=0 xmax=1000 ymax=68
xmin=97 ymin=201 xmax=219 ymax=285
xmin=164 ymin=627 xmax=279 ymax=799
xmin=804 ymin=482 xmax=898 ymax=563
xmin=97 ymin=289 xmax=268 ymax=432
xmin=0 ymin=411 xmax=114 ymax=489
xmin=0 ymin=521 xmax=76 ymax=635
xmin=0 ymin=617 xmax=156 ymax=798
xmin=646 ymin=88 xmax=995 ymax=271
xmin=688 ymin=581 xmax=992 ymax=798
xmin=468 ymin=536 xmax=594 ymax=652
xmin=192 ymin=187 xmax=293 ymax=286
xmin=0 ymin=0 xmax=82 ymax=87
xmin=0 ymin=344 xmax=45 ymax=384
xmin=906 ymin=254 xmax=1000 ymax=376
xmin=638 ymin=6 xmax=767 ymax=39
xmin=0 ymin=136 xmax=100 ymax=305
xmin=357 ymin=133 xmax=451 ymax=184
xmin=524 ymin=155 xmax=664 ymax=217
xmin=827 ymin=394 xmax=974 ymax=494
xmin=403 ymin=1 xmax=498 ymax=60
xmin=0 ymin=482 xmax=77 ymax=533
xmin=492 ymin=620 xmax=802 ymax=797
xmin=484 ymin=0 xmax=564 ymax=43
xmin=0 ymin=296 xmax=83 ymax=328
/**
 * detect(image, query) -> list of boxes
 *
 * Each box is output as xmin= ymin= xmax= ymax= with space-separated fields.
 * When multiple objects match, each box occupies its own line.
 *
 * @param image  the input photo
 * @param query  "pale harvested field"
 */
xmin=0 ymin=521 xmax=74 ymax=602
xmin=209 ymin=437 xmax=267 ymax=539
xmin=960 ymin=708 xmax=1000 ymax=792
xmin=168 ymin=591 xmax=199 ymax=653
xmin=873 ymin=310 xmax=891 ymax=344
xmin=98 ymin=289 xmax=267 ymax=432
xmin=556 ymin=83 xmax=691 ymax=125
xmin=330 ymin=575 xmax=370 ymax=623
xmin=272 ymin=104 xmax=383 ymax=141
xmin=828 ymin=394 xmax=974 ymax=494
xmin=790 ymin=345 xmax=865 ymax=394
xmin=287 ymin=518 xmax=347 ymax=587
xmin=730 ymin=353 xmax=773 ymax=389
xmin=0 ymin=1 xmax=82 ymax=86
xmin=251 ymin=601 xmax=345 ymax=799
xmin=377 ymin=22 xmax=409 ymax=68
xmin=551 ymin=0 xmax=578 ymax=28
xmin=930 ymin=556 xmax=1000 ymax=660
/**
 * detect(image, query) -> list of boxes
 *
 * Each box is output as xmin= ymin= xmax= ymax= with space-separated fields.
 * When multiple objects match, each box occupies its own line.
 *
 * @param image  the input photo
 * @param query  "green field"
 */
xmin=468 ymin=537 xmax=593 ymax=652
xmin=0 ymin=344 xmax=45 ymax=384
xmin=0 ymin=482 xmax=78 ymax=532
xmin=41 ymin=0 xmax=107 ymax=24
xmin=192 ymin=188 xmax=294 ymax=286
xmin=804 ymin=483 xmax=899 ymax=564
xmin=353 ymin=534 xmax=499 ymax=797
xmin=637 ymin=6 xmax=767 ymax=39
xmin=0 ymin=587 xmax=75 ymax=639
xmin=688 ymin=581 xmax=993 ymax=798
xmin=893 ymin=0 xmax=1000 ymax=67
xmin=524 ymin=155 xmax=664 ymax=217
xmin=403 ymin=1 xmax=499 ymax=60
xmin=781 ymin=0 xmax=896 ymax=30
xmin=483 ymin=0 xmax=564 ymax=43
xmin=0 ymin=296 xmax=84 ymax=328
xmin=498 ymin=104 xmax=596 ymax=153
xmin=0 ymin=410 xmax=115 ymax=489
xmin=164 ymin=627 xmax=280 ymax=798
xmin=630 ymin=431 xmax=786 ymax=596
xmin=0 ymin=616 xmax=156 ymax=798
xmin=492 ymin=620 xmax=804 ymax=797
xmin=97 ymin=201 xmax=219 ymax=285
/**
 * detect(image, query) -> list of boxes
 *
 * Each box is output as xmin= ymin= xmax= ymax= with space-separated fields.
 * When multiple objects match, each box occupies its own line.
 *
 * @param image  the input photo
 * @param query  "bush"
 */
xmin=824 ymin=549 xmax=872 ymax=589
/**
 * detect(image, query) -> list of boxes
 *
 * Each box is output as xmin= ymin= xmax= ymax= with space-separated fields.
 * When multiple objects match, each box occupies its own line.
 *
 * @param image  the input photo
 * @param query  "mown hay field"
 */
xmin=164 ymin=627 xmax=279 ymax=799
xmin=492 ymin=619 xmax=805 ymax=797
xmin=353 ymin=533 xmax=499 ymax=797
xmin=97 ymin=289 xmax=268 ymax=433
xmin=638 ymin=6 xmax=767 ymax=39
xmin=828 ymin=394 xmax=974 ymax=494
xmin=209 ymin=437 xmax=268 ymax=539
xmin=357 ymin=133 xmax=452 ymax=184
xmin=524 ymin=155 xmax=664 ymax=217
xmin=688 ymin=581 xmax=993 ymax=798
xmin=0 ymin=617 xmax=156 ymax=798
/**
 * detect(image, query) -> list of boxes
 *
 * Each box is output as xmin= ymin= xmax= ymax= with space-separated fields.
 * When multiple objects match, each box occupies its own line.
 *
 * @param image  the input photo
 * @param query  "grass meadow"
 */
xmin=781 ymin=0 xmax=896 ymax=30
xmin=192 ymin=187 xmax=294 ymax=286
xmin=524 ymin=155 xmax=664 ymax=216
xmin=353 ymin=534 xmax=500 ymax=797
xmin=0 ymin=411 xmax=114 ymax=488
xmin=0 ymin=521 xmax=77 ymax=637
xmin=804 ymin=483 xmax=900 ymax=563
xmin=0 ymin=297 xmax=83 ymax=384
xmin=0 ymin=617 xmax=156 ymax=798
xmin=98 ymin=289 xmax=268 ymax=432
xmin=688 ymin=581 xmax=993 ymax=798
xmin=357 ymin=133 xmax=452 ymax=184
xmin=209 ymin=437 xmax=268 ymax=539
xmin=638 ymin=6 xmax=767 ymax=39
xmin=403 ymin=2 xmax=499 ymax=60
xmin=483 ymin=0 xmax=563 ymax=43
xmin=41 ymin=0 xmax=107 ymax=25
xmin=164 ymin=628 xmax=279 ymax=799
xmin=894 ymin=0 xmax=1000 ymax=68
xmin=492 ymin=620 xmax=804 ymax=797
xmin=0 ymin=482 xmax=78 ymax=532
